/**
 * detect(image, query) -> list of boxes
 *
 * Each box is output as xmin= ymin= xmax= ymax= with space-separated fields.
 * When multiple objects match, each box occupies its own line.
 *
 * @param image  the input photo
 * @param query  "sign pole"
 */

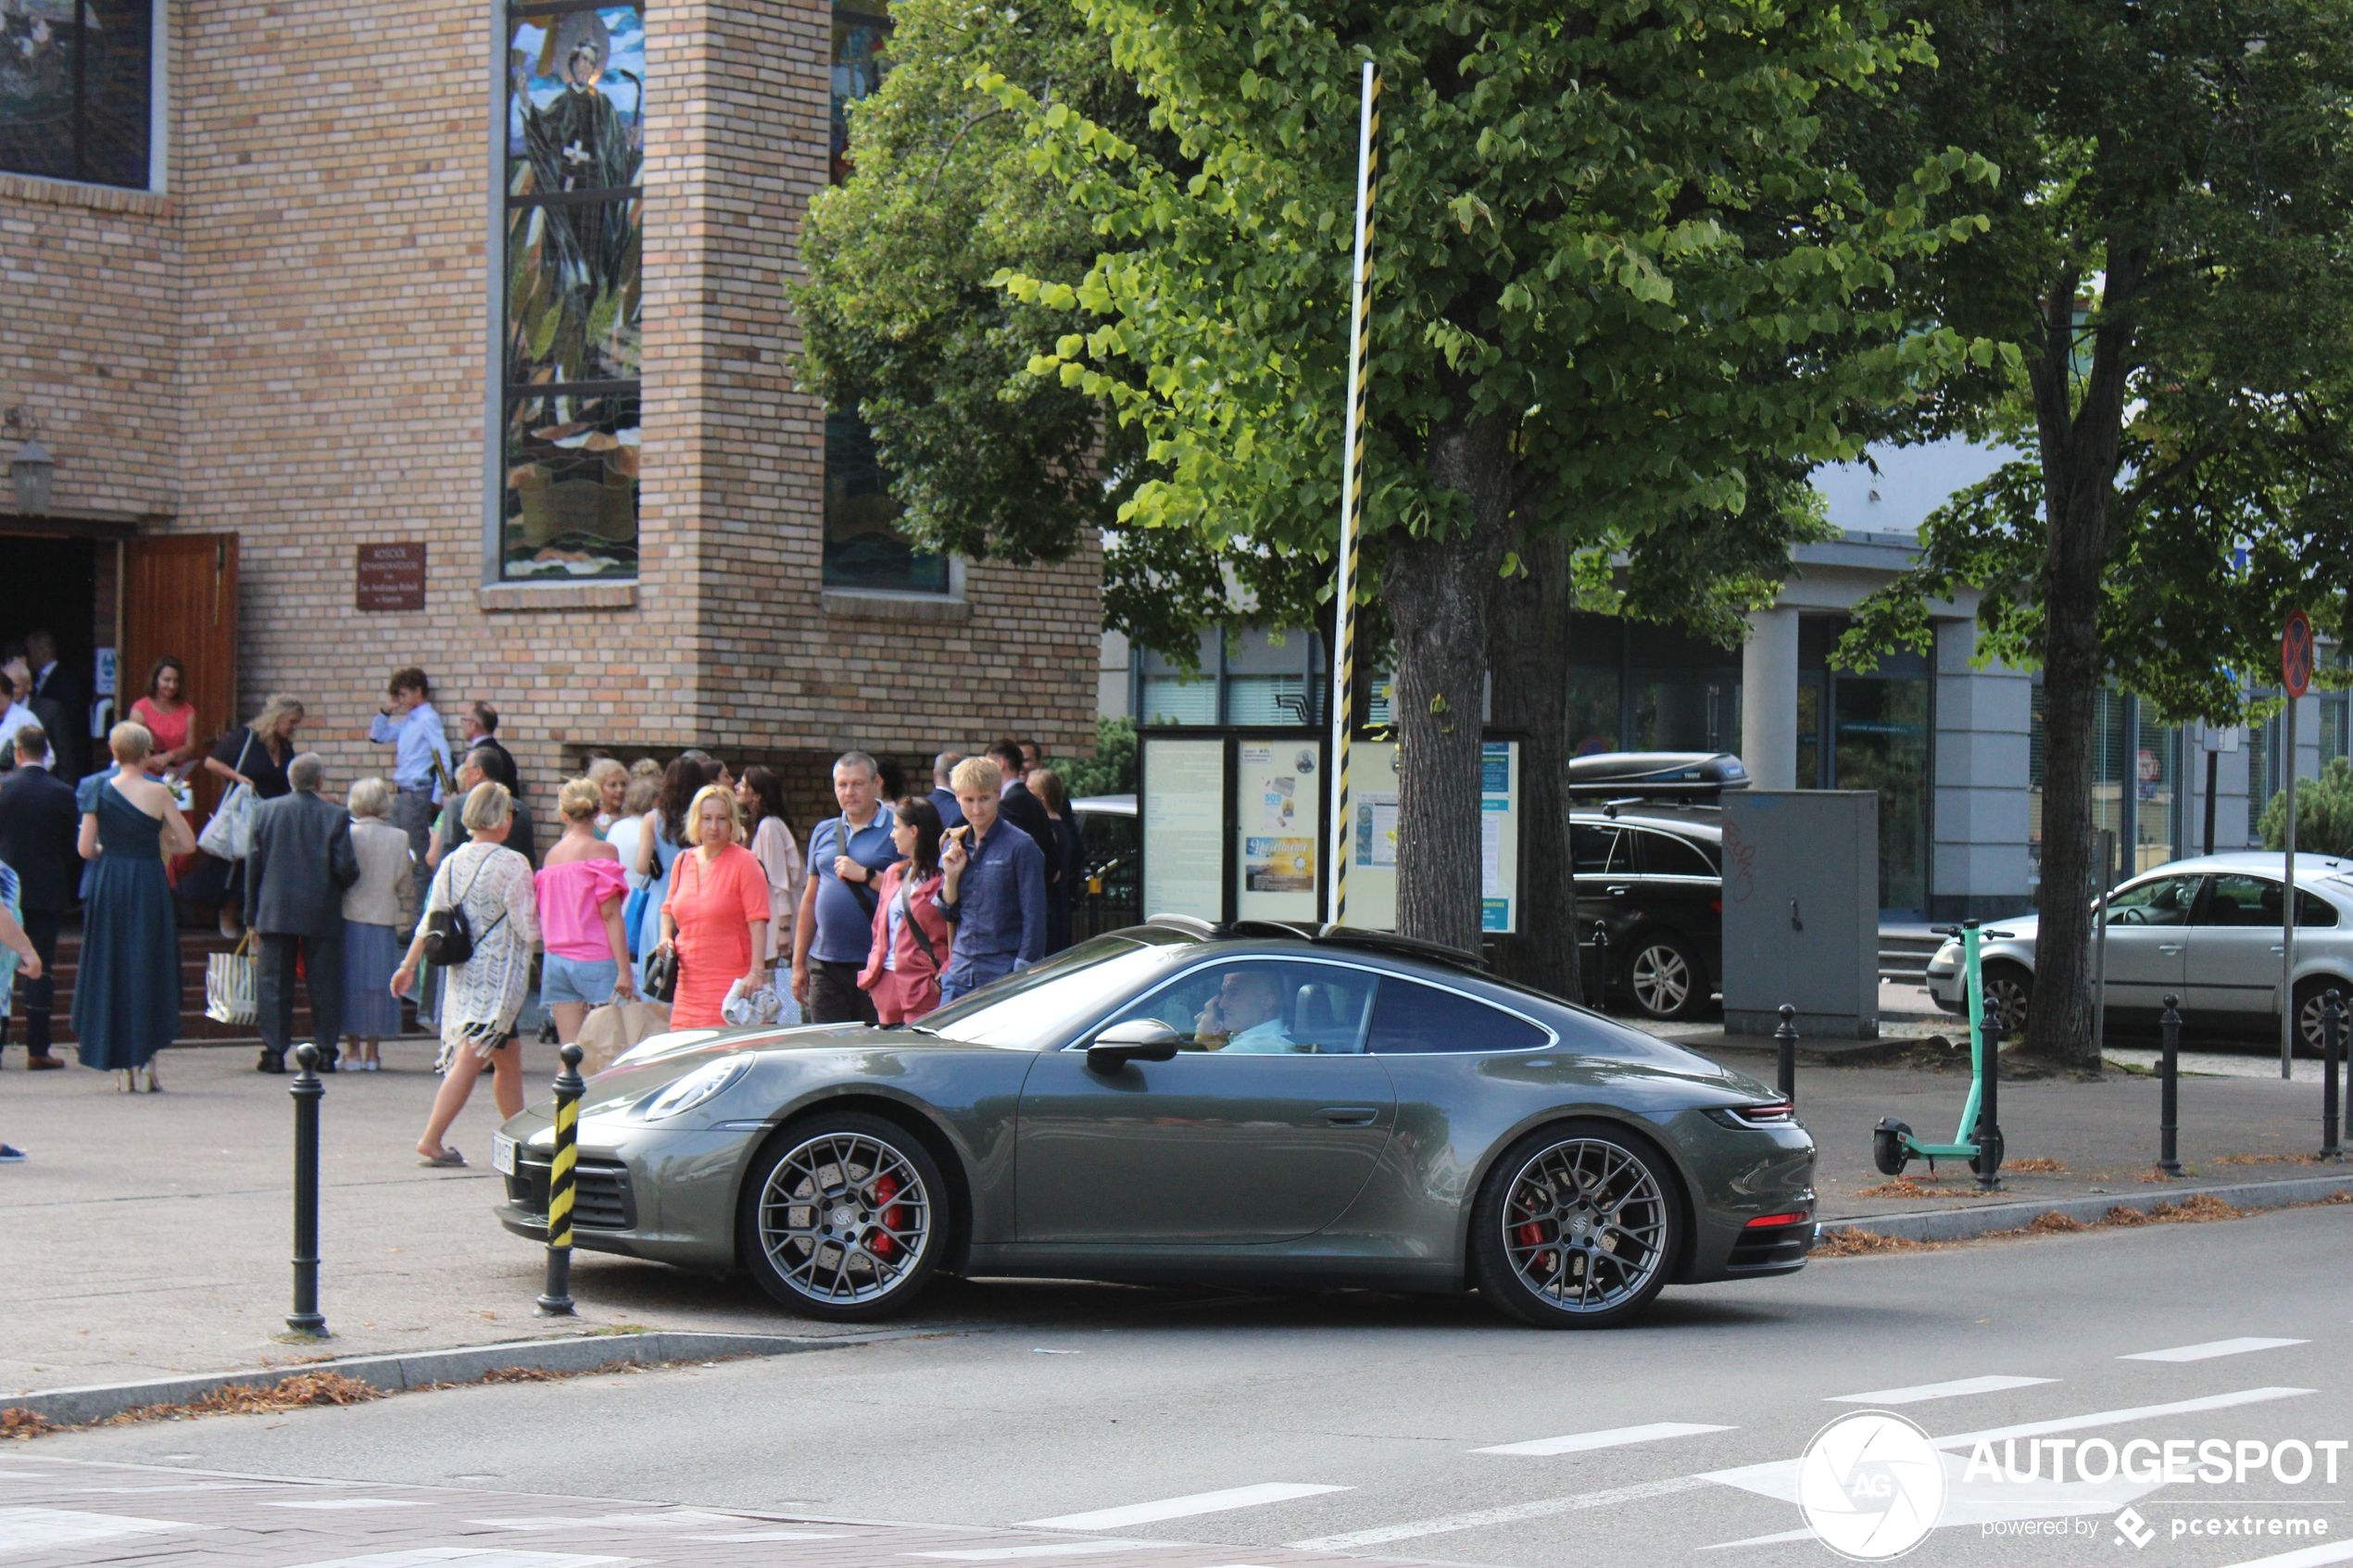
xmin=2282 ymin=609 xmax=2314 ymax=1080
xmin=1327 ymin=60 xmax=1380 ymax=928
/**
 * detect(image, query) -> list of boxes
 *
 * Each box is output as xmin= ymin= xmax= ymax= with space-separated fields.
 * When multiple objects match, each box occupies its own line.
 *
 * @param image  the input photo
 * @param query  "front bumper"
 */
xmin=492 ymin=1114 xmax=762 ymax=1272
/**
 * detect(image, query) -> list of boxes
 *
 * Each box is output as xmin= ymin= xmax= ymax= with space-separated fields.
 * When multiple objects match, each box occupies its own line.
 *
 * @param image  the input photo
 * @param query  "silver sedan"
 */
xmin=1923 ymin=852 xmax=2353 ymax=1046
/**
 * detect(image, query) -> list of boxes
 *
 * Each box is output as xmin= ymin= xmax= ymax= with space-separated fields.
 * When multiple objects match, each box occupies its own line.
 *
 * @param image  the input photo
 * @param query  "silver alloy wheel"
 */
xmin=1499 ymin=1136 xmax=1669 ymax=1314
xmin=1629 ymin=942 xmax=1692 ymax=1017
xmin=2297 ymin=987 xmax=2336 ymax=1054
xmin=758 ymin=1131 xmax=932 ymax=1306
xmin=1982 ymin=972 xmax=2031 ymax=1038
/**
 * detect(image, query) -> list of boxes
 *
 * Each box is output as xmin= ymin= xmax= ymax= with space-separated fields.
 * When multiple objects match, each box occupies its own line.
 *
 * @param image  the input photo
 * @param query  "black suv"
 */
xmin=1572 ymin=803 xmax=1724 ymax=1021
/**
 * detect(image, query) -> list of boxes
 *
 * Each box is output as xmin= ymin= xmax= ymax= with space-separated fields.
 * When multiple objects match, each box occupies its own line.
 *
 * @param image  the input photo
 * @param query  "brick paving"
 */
xmin=0 ymin=1452 xmax=1420 ymax=1568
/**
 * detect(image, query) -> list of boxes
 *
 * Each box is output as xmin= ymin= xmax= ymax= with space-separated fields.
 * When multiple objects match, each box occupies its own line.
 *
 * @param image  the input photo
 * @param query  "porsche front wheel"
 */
xmin=740 ymin=1112 xmax=947 ymax=1322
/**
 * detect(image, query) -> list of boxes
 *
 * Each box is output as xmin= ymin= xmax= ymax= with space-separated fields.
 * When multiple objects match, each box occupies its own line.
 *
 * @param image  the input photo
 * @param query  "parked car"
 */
xmin=494 ymin=919 xmax=1817 ymax=1329
xmin=1573 ymin=803 xmax=1725 ymax=1022
xmin=1922 ymin=852 xmax=2353 ymax=1046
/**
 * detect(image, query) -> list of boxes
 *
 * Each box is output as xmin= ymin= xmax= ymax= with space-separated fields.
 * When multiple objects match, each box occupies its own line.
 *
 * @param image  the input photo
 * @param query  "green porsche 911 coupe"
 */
xmin=495 ymin=919 xmax=1816 ymax=1329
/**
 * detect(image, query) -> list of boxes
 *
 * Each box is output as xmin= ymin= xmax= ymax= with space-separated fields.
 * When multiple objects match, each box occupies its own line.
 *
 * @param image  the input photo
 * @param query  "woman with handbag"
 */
xmin=535 ymin=776 xmax=636 ymax=1045
xmin=392 ymin=782 xmax=537 ymax=1168
xmin=858 ymin=797 xmax=950 ymax=1024
xmin=74 ymin=722 xmax=195 ymax=1092
xmin=193 ymin=694 xmax=304 ymax=939
xmin=630 ymin=757 xmax=704 ymax=991
xmin=648 ymin=784 xmax=767 ymax=1029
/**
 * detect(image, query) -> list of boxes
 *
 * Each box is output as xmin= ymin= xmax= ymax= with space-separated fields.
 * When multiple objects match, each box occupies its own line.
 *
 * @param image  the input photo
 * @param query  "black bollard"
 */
xmin=2158 ymin=994 xmax=2183 ymax=1177
xmin=536 ymin=1042 xmax=585 ymax=1316
xmin=1775 ymin=1003 xmax=1798 ymax=1104
xmin=2324 ymin=990 xmax=2344 ymax=1162
xmin=286 ymin=1043 xmax=326 ymax=1336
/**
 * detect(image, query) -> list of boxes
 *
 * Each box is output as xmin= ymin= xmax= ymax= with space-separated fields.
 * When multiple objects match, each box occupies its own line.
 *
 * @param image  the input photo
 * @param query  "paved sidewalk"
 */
xmin=6 ymin=1032 xmax=2345 ymax=1398
xmin=0 ymin=1449 xmax=1421 ymax=1568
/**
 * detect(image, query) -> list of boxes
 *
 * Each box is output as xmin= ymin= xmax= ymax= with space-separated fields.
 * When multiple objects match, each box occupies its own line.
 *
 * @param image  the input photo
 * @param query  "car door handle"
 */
xmin=1606 ymin=885 xmax=1629 ymax=897
xmin=2158 ymin=943 xmax=2184 ymax=954
xmin=2271 ymin=945 xmax=2285 ymax=955
xmin=1317 ymin=1107 xmax=1378 ymax=1126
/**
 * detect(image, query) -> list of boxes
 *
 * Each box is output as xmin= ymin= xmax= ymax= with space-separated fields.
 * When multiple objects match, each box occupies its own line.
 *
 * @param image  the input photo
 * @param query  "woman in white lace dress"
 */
xmin=392 ymin=782 xmax=539 ymax=1168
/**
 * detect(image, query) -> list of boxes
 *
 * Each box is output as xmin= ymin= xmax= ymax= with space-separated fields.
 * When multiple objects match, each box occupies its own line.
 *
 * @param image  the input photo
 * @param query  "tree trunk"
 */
xmin=1488 ymin=531 xmax=1580 ymax=999
xmin=1382 ymin=413 xmax=1516 ymax=954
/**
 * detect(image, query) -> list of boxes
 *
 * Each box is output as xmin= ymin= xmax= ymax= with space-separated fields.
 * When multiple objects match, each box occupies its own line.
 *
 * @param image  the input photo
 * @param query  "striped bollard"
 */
xmin=535 ymin=1042 xmax=585 ymax=1316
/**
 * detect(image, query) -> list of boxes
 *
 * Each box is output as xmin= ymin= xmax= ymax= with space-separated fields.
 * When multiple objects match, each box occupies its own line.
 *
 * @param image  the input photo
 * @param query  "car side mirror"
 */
xmin=1086 ymin=1018 xmax=1181 ymax=1073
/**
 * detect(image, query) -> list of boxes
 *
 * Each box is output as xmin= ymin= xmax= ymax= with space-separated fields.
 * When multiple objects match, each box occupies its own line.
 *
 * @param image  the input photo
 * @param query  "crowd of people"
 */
xmin=0 ymin=652 xmax=1095 ymax=1169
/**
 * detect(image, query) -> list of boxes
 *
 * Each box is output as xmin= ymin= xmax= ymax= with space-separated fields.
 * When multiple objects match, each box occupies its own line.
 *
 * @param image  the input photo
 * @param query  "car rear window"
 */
xmin=1641 ymin=832 xmax=1717 ymax=878
xmin=1365 ymin=977 xmax=1551 ymax=1055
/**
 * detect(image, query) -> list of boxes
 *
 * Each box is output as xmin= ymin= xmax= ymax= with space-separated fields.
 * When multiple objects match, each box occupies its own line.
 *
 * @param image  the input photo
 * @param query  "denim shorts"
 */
xmin=540 ymin=953 xmax=620 ymax=1007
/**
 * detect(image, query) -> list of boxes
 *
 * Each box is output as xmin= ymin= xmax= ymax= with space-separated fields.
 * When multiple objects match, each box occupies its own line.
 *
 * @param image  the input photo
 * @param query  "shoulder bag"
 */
xmin=195 ymin=731 xmax=259 ymax=861
xmin=832 ymin=817 xmax=882 ymax=919
xmin=644 ymin=849 xmax=698 ymax=1003
xmin=422 ymin=853 xmax=507 ymax=968
xmin=893 ymin=875 xmax=939 ymax=974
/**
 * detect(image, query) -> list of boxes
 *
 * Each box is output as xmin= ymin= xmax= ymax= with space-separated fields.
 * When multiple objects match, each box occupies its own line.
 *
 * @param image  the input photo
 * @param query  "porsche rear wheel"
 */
xmin=740 ymin=1112 xmax=947 ymax=1322
xmin=1469 ymin=1121 xmax=1683 ymax=1329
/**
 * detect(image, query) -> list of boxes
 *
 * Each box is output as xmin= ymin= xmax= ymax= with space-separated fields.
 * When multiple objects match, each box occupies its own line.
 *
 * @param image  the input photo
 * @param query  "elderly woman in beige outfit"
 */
xmin=341 ymin=777 xmax=418 ymax=1071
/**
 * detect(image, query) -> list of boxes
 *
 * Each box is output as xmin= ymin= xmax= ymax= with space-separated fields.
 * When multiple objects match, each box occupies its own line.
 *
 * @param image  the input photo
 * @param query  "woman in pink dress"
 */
xmin=127 ymin=658 xmax=203 ymax=779
xmin=652 ymin=784 xmax=768 ymax=1029
xmin=534 ymin=778 xmax=636 ymax=1044
xmin=859 ymin=797 xmax=950 ymax=1024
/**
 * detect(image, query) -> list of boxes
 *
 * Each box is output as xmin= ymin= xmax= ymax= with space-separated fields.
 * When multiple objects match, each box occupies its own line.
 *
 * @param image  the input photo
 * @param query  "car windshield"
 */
xmin=922 ymin=935 xmax=1185 ymax=1047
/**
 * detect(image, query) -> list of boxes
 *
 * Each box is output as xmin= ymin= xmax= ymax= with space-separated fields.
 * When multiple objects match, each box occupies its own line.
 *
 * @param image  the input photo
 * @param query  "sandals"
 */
xmin=417 ymin=1148 xmax=466 ymax=1168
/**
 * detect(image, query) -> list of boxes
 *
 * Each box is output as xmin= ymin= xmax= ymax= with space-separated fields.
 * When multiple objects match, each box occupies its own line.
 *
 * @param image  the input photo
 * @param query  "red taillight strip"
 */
xmin=1744 ymin=1211 xmax=1810 ymax=1229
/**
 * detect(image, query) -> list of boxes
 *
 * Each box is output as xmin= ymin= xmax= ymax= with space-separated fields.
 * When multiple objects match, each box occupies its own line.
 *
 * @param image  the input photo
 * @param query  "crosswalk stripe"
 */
xmin=1282 ymin=1476 xmax=1712 ymax=1551
xmin=1474 ymin=1422 xmax=1733 ymax=1456
xmin=2121 ymin=1337 xmax=2308 ymax=1363
xmin=2215 ymin=1541 xmax=2353 ymax=1568
xmin=1018 ymin=1485 xmax=1348 ymax=1532
xmin=1825 ymin=1374 xmax=2055 ymax=1405
xmin=1932 ymin=1386 xmax=2315 ymax=1449
xmin=907 ymin=1544 xmax=1177 ymax=1561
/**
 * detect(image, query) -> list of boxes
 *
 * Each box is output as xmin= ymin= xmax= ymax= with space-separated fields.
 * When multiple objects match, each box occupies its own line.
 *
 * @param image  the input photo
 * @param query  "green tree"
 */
xmin=1056 ymin=716 xmax=1139 ymax=798
xmin=2259 ymin=759 xmax=2353 ymax=860
xmin=990 ymin=0 xmax=1995 ymax=950
xmin=1835 ymin=0 xmax=2353 ymax=1066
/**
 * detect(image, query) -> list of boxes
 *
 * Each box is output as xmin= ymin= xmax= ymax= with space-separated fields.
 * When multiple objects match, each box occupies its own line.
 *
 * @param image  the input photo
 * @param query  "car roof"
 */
xmin=1073 ymin=794 xmax=1137 ymax=816
xmin=1570 ymin=804 xmax=1723 ymax=841
xmin=2128 ymin=851 xmax=2353 ymax=886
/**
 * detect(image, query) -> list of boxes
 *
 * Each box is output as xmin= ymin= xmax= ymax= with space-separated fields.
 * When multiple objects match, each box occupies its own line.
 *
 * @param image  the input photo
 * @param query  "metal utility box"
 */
xmin=1719 ymin=790 xmax=1879 ymax=1039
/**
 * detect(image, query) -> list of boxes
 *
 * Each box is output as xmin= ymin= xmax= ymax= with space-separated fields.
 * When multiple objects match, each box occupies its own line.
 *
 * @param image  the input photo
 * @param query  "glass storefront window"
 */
xmin=499 ymin=0 xmax=644 ymax=581
xmin=0 ymin=0 xmax=150 ymax=188
xmin=2029 ymin=684 xmax=2180 ymax=892
xmin=1567 ymin=669 xmax=1618 ymax=757
xmin=1832 ymin=676 xmax=1931 ymax=912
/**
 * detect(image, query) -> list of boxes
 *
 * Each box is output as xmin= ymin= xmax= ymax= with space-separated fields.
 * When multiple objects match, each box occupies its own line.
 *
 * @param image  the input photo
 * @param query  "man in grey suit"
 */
xmin=245 ymin=752 xmax=359 ymax=1073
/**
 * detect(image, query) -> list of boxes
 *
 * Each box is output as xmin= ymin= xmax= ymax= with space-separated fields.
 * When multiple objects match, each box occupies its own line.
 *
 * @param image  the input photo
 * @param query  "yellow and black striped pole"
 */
xmin=535 ymin=1041 xmax=585 ymax=1316
xmin=1327 ymin=60 xmax=1381 ymax=928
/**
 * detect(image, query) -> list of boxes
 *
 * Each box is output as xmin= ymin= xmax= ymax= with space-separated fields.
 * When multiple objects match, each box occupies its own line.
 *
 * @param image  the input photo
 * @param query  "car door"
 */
xmin=2098 ymin=873 xmax=2198 ymax=1010
xmin=1631 ymin=829 xmax=1722 ymax=981
xmin=1572 ymin=823 xmax=1640 ymax=977
xmin=2183 ymin=873 xmax=2283 ymax=1019
xmin=1016 ymin=958 xmax=1396 ymax=1245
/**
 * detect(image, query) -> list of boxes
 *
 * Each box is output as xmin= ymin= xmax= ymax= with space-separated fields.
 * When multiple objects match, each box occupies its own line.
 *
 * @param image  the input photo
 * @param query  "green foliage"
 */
xmin=1056 ymin=716 xmax=1139 ymax=799
xmin=2259 ymin=759 xmax=2353 ymax=859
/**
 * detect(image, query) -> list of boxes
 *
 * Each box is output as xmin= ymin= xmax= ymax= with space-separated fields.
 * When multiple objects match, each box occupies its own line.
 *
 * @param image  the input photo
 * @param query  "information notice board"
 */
xmin=1340 ymin=738 xmax=1518 ymax=934
xmin=1141 ymin=736 xmax=1225 ymax=922
xmin=1235 ymin=739 xmax=1321 ymax=922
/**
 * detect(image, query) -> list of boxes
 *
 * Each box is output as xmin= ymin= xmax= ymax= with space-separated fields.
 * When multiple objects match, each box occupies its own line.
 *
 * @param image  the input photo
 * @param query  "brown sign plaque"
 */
xmin=356 ymin=542 xmax=426 ymax=612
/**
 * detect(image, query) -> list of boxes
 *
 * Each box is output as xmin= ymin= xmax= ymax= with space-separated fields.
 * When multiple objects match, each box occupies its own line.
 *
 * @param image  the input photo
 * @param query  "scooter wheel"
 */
xmin=1872 ymin=1118 xmax=1913 ymax=1177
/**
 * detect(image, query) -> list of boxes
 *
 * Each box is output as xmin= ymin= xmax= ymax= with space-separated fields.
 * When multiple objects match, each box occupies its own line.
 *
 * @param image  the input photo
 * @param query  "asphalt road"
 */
xmin=21 ymin=1200 xmax=2353 ymax=1568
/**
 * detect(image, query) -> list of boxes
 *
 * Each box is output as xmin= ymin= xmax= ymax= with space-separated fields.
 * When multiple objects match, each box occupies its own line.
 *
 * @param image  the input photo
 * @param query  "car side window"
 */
xmin=1640 ymin=832 xmax=1716 ymax=879
xmin=1364 ymin=977 xmax=1551 ymax=1055
xmin=2198 ymin=874 xmax=2272 ymax=927
xmin=1096 ymin=960 xmax=1378 ymax=1055
xmin=2105 ymin=875 xmax=2196 ymax=927
xmin=1572 ymin=824 xmax=1617 ymax=874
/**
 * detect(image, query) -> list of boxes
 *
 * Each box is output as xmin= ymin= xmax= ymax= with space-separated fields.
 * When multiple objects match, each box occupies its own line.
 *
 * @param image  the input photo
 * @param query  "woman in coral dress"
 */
xmin=652 ymin=784 xmax=769 ymax=1029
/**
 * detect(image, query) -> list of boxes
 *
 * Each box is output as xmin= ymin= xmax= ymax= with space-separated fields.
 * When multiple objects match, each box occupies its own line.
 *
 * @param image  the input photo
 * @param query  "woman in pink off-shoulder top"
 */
xmin=533 ymin=778 xmax=636 ymax=1045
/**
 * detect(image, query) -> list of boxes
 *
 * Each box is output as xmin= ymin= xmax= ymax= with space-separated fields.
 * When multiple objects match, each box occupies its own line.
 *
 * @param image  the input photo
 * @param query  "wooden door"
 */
xmin=120 ymin=533 xmax=238 ymax=816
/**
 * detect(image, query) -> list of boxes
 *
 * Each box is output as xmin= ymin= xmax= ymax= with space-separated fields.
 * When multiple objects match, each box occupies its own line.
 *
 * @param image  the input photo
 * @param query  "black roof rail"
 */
xmin=1142 ymin=913 xmax=1224 ymax=940
xmin=1227 ymin=919 xmax=1489 ymax=971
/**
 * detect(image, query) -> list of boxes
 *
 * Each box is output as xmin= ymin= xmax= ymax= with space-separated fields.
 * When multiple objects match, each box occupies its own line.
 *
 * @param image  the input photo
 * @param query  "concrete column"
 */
xmin=1930 ymin=619 xmax=2032 ymax=919
xmin=1740 ymin=606 xmax=1799 ymax=788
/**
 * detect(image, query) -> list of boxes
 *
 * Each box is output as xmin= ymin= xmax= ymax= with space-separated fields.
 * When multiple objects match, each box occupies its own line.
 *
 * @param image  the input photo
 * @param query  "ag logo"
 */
xmin=2114 ymin=1507 xmax=2156 ymax=1549
xmin=1797 ymin=1411 xmax=1946 ymax=1561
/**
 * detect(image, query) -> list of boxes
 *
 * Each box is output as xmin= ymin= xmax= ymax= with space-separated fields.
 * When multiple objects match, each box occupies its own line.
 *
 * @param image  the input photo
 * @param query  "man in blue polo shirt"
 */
xmin=366 ymin=666 xmax=451 ymax=913
xmin=937 ymin=755 xmax=1046 ymax=1003
xmin=792 ymin=750 xmax=900 ymax=1024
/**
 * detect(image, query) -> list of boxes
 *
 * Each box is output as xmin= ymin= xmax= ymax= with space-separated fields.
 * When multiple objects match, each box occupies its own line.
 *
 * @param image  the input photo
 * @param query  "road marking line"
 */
xmin=687 ymin=1532 xmax=846 ymax=1543
xmin=0 ymin=1507 xmax=208 ymax=1550
xmin=279 ymin=1552 xmax=635 ymax=1568
xmin=1474 ymin=1422 xmax=1734 ymax=1456
xmin=2215 ymin=1542 xmax=2353 ymax=1568
xmin=2120 ymin=1337 xmax=2309 ymax=1363
xmin=907 ymin=1545 xmax=1177 ymax=1561
xmin=1932 ymin=1386 xmax=2315 ymax=1449
xmin=263 ymin=1499 xmax=432 ymax=1510
xmin=1282 ymin=1476 xmax=1711 ymax=1551
xmin=1826 ymin=1375 xmax=2055 ymax=1405
xmin=1019 ymin=1485 xmax=1348 ymax=1532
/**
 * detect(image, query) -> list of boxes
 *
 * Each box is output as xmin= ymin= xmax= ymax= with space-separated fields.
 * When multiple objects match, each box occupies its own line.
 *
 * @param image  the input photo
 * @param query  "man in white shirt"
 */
xmin=1193 ymin=969 xmax=1297 ymax=1053
xmin=0 ymin=659 xmax=42 ymax=772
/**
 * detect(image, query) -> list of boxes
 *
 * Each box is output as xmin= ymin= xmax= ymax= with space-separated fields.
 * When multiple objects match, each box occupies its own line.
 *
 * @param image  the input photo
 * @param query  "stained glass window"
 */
xmin=0 ymin=0 xmax=151 ymax=189
xmin=499 ymin=0 xmax=643 ymax=581
xmin=822 ymin=0 xmax=949 ymax=593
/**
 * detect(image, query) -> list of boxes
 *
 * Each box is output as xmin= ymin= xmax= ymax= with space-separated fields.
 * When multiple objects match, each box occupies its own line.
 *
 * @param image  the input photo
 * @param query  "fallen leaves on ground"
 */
xmin=1817 ymin=1185 xmax=2327 ymax=1259
xmin=1 ymin=1408 xmax=58 ymax=1440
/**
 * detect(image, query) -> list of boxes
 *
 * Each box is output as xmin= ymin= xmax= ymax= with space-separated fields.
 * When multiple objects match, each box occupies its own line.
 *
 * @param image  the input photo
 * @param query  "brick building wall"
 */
xmin=5 ymin=0 xmax=1101 ymax=834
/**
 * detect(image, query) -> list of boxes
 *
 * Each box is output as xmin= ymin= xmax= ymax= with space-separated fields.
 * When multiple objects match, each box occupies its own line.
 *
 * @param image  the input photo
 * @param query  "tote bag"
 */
xmin=574 ymin=998 xmax=673 ymax=1077
xmin=195 ymin=733 xmax=258 ymax=861
xmin=204 ymin=932 xmax=258 ymax=1025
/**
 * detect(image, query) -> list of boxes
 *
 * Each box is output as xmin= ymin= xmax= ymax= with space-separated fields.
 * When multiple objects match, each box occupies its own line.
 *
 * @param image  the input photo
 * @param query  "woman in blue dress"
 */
xmin=630 ymin=756 xmax=702 ymax=991
xmin=74 ymin=722 xmax=195 ymax=1092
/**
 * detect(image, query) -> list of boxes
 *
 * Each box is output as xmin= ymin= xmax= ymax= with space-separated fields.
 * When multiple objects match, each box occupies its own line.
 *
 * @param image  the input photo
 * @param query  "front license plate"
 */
xmin=492 ymin=1132 xmax=517 ymax=1176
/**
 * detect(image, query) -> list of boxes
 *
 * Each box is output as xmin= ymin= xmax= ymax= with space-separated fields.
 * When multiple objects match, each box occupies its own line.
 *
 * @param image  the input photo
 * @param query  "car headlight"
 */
xmin=641 ymin=1057 xmax=753 ymax=1121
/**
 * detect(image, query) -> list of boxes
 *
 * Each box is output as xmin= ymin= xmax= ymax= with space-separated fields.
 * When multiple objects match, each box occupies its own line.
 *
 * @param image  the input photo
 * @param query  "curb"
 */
xmin=1817 ymin=1171 xmax=2353 ymax=1246
xmin=6 ymin=1328 xmax=900 ymax=1427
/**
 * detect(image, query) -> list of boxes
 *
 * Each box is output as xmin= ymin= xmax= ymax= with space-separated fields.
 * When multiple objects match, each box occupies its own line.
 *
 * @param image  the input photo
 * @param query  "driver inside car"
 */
xmin=1192 ymin=970 xmax=1296 ymax=1053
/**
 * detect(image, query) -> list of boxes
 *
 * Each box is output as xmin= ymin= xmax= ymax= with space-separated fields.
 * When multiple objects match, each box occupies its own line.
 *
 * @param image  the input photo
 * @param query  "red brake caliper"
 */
xmin=1515 ymin=1185 xmax=1554 ymax=1273
xmin=867 ymin=1173 xmax=900 ymax=1258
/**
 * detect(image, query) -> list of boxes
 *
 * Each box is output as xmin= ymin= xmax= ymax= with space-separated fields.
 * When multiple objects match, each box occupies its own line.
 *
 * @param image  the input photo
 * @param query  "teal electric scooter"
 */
xmin=1873 ymin=918 xmax=2008 ymax=1180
